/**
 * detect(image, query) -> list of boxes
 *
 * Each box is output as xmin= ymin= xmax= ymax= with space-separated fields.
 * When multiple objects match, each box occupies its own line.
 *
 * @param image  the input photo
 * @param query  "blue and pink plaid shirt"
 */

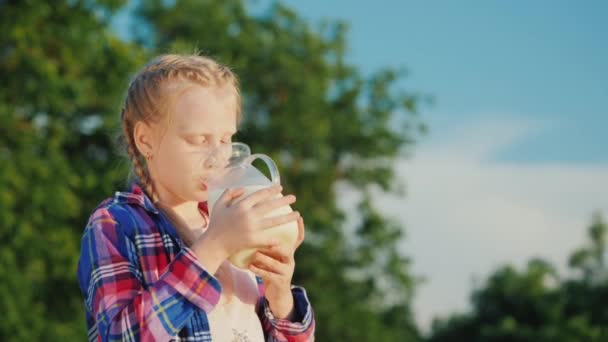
xmin=77 ymin=184 xmax=315 ymax=341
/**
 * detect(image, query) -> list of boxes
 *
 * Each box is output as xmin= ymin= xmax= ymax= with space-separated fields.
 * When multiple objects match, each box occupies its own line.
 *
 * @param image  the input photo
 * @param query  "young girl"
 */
xmin=77 ymin=54 xmax=315 ymax=341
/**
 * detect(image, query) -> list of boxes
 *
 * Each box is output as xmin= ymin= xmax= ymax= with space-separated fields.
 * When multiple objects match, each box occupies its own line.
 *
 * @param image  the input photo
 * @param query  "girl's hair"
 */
xmin=117 ymin=54 xmax=242 ymax=202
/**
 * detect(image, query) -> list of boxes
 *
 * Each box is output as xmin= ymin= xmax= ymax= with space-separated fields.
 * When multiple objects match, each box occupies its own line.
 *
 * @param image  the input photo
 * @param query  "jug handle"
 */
xmin=243 ymin=154 xmax=281 ymax=185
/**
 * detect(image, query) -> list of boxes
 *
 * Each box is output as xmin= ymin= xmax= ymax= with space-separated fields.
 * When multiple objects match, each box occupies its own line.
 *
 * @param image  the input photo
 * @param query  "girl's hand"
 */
xmin=249 ymin=216 xmax=306 ymax=320
xmin=205 ymin=185 xmax=300 ymax=259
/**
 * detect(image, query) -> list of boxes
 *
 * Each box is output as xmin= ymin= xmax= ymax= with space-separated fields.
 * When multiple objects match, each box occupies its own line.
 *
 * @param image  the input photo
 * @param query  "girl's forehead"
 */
xmin=170 ymin=85 xmax=238 ymax=133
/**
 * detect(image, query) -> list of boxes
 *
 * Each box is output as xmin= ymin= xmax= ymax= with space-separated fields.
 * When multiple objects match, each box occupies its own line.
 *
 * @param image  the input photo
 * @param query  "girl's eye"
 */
xmin=187 ymin=137 xmax=207 ymax=145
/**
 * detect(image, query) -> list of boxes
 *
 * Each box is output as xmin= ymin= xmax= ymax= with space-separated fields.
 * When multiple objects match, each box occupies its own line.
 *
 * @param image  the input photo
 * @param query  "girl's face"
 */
xmin=146 ymin=84 xmax=238 ymax=204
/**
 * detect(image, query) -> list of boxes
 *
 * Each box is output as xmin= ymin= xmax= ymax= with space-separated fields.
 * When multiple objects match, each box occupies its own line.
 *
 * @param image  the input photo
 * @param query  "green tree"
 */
xmin=1 ymin=0 xmax=427 ymax=340
xmin=428 ymin=214 xmax=608 ymax=342
xmin=0 ymin=0 xmax=144 ymax=339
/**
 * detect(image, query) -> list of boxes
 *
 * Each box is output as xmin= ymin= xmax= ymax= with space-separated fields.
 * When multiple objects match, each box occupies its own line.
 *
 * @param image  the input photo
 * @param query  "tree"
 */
xmin=1 ymin=0 xmax=427 ymax=340
xmin=427 ymin=214 xmax=608 ymax=342
xmin=0 ymin=0 xmax=143 ymax=339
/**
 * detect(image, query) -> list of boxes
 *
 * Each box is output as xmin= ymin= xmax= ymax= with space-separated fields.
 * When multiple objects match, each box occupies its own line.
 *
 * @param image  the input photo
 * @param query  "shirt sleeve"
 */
xmin=77 ymin=206 xmax=222 ymax=341
xmin=256 ymin=277 xmax=316 ymax=342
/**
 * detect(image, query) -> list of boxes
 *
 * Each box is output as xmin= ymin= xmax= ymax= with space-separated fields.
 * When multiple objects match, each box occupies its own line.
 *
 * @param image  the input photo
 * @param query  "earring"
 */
xmin=145 ymin=153 xmax=153 ymax=161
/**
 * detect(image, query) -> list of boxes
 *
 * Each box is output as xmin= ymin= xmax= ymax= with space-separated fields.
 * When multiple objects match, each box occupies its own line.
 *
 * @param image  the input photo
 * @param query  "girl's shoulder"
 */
xmin=84 ymin=184 xmax=161 ymax=239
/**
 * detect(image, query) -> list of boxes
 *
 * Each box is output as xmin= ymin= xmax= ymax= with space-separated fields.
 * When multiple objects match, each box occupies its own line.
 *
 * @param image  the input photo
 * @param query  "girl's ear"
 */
xmin=133 ymin=121 xmax=156 ymax=157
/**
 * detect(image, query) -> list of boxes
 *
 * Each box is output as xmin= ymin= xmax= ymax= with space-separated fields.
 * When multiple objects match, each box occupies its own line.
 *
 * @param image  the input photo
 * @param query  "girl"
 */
xmin=77 ymin=54 xmax=315 ymax=341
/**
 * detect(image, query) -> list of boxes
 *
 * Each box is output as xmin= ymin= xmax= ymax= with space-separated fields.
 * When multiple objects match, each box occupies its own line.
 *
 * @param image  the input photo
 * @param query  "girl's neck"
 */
xmin=153 ymin=185 xmax=209 ymax=247
xmin=152 ymin=183 xmax=205 ymax=222
xmin=156 ymin=201 xmax=208 ymax=247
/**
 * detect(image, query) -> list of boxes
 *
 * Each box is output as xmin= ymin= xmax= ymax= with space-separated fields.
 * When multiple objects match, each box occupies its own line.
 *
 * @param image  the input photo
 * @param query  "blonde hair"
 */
xmin=117 ymin=54 xmax=242 ymax=202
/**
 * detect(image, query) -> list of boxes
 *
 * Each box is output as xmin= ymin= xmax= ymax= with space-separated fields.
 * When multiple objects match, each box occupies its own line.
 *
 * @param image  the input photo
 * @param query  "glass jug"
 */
xmin=206 ymin=142 xmax=298 ymax=269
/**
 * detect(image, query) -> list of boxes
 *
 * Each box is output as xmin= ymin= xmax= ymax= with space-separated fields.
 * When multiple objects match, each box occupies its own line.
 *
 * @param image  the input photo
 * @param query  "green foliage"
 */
xmin=428 ymin=214 xmax=608 ymax=342
xmin=0 ymin=0 xmax=143 ymax=339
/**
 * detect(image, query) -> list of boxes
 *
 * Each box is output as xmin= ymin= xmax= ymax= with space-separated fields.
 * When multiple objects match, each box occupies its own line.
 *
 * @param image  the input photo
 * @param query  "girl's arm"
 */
xmin=256 ymin=277 xmax=316 ymax=341
xmin=77 ymin=206 xmax=221 ymax=341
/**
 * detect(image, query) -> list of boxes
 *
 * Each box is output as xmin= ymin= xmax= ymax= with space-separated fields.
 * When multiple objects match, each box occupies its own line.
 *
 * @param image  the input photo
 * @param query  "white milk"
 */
xmin=208 ymin=185 xmax=298 ymax=269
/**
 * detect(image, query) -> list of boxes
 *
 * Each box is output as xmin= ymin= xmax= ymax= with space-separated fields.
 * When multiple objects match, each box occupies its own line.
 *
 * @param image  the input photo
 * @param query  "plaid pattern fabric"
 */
xmin=77 ymin=184 xmax=315 ymax=341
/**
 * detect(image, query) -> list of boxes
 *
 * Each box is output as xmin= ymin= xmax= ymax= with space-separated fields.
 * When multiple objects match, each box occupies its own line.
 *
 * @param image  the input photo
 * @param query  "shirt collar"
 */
xmin=113 ymin=183 xmax=209 ymax=215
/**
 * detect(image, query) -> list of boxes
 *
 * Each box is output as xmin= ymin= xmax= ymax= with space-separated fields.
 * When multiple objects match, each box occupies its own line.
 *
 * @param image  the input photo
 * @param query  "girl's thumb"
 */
xmin=220 ymin=187 xmax=246 ymax=205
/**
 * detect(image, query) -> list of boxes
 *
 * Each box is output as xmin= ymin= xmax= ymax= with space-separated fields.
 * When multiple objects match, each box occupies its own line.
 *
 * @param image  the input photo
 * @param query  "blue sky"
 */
xmin=267 ymin=0 xmax=607 ymax=163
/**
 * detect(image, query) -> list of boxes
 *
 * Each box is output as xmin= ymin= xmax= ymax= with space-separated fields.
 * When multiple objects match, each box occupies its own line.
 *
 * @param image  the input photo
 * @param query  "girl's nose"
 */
xmin=203 ymin=145 xmax=228 ymax=169
xmin=203 ymin=152 xmax=218 ymax=169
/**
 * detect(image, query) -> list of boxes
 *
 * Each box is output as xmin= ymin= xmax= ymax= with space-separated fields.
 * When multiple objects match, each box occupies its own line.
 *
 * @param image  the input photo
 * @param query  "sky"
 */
xmin=113 ymin=0 xmax=608 ymax=332
xmin=266 ymin=0 xmax=608 ymax=331
xmin=270 ymin=0 xmax=607 ymax=164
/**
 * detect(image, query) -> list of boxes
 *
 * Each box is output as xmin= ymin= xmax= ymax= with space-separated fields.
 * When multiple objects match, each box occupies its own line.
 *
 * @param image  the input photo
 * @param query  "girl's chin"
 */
xmin=190 ymin=192 xmax=208 ymax=204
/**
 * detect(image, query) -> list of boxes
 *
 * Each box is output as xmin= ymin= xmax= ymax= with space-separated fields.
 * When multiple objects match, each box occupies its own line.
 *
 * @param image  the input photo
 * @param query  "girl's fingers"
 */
xmin=239 ymin=185 xmax=282 ymax=209
xmin=258 ymin=244 xmax=292 ymax=263
xmin=249 ymin=263 xmax=279 ymax=281
xmin=250 ymin=235 xmax=281 ymax=249
xmin=259 ymin=211 xmax=300 ymax=230
xmin=217 ymin=187 xmax=247 ymax=207
xmin=252 ymin=194 xmax=296 ymax=216
xmin=225 ymin=188 xmax=248 ymax=207
xmin=294 ymin=217 xmax=305 ymax=249
xmin=251 ymin=251 xmax=288 ymax=275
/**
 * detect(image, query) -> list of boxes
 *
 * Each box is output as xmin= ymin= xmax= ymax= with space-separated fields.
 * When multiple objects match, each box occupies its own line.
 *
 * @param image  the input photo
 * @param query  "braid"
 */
xmin=121 ymin=111 xmax=157 ymax=202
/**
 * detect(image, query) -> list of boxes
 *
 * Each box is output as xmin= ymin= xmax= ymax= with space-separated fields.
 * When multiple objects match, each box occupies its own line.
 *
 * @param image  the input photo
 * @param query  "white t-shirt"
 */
xmin=206 ymin=260 xmax=266 ymax=342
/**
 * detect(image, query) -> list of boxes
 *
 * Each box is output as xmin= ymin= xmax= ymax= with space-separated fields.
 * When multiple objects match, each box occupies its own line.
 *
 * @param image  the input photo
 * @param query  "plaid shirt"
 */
xmin=77 ymin=184 xmax=315 ymax=341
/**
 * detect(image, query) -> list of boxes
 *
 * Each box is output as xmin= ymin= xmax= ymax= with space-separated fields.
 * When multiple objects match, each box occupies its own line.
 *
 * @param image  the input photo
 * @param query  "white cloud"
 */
xmin=339 ymin=116 xmax=608 ymax=332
